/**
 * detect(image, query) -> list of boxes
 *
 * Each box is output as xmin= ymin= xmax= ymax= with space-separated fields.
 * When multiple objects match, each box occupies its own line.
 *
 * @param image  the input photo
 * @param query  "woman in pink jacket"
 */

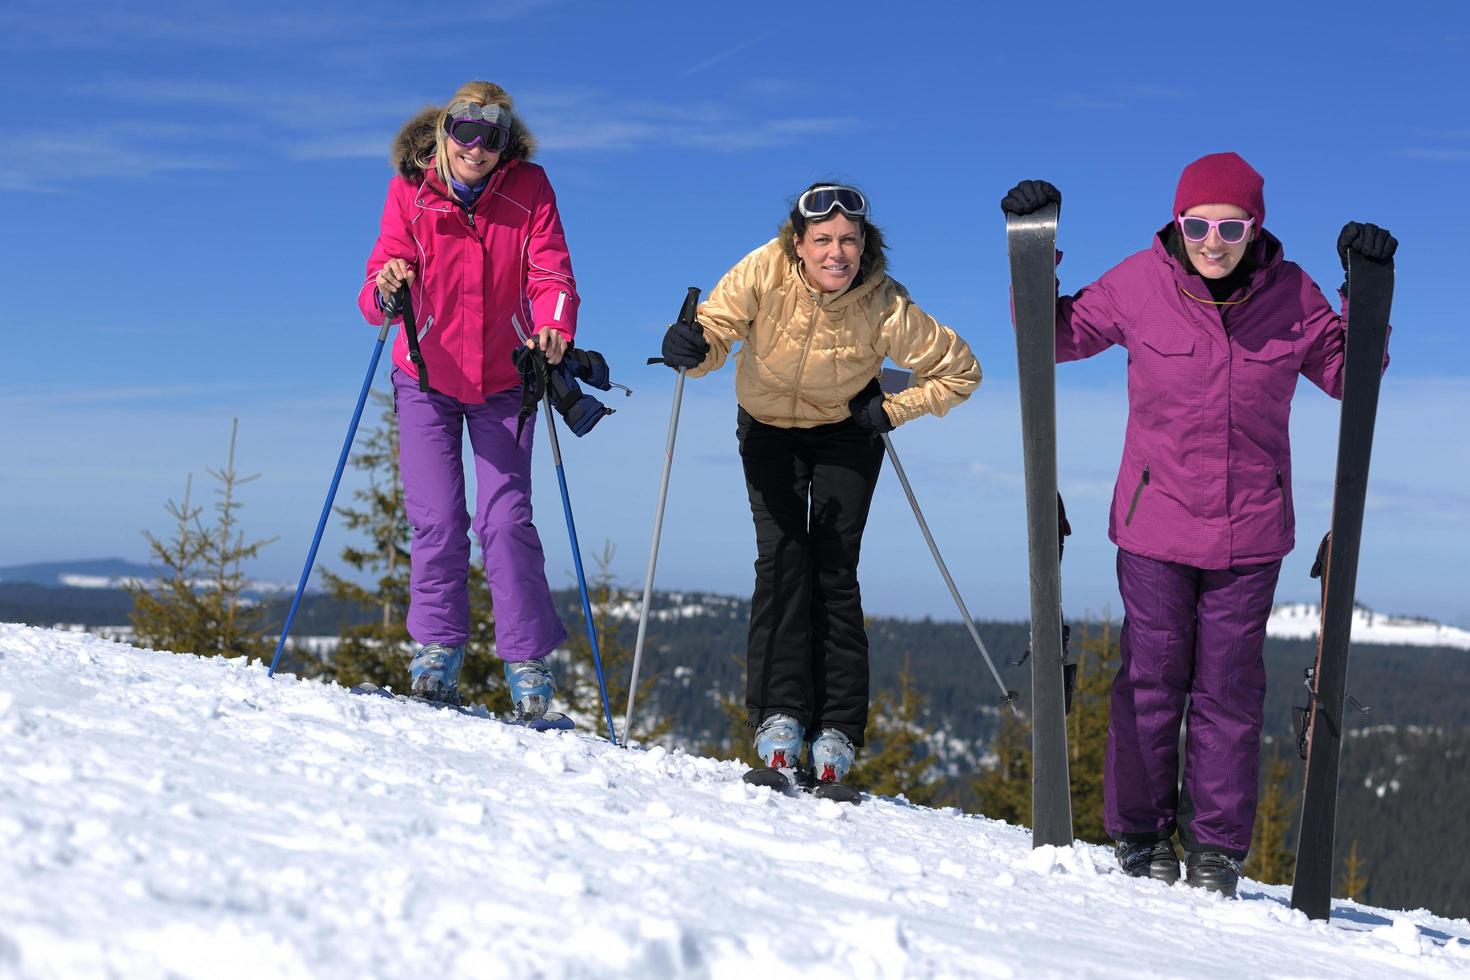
xmin=359 ymin=80 xmax=577 ymax=717
xmin=1001 ymin=154 xmax=1397 ymax=896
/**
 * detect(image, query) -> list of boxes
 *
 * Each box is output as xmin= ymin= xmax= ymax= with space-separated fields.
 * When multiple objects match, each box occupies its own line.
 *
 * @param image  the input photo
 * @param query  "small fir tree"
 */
xmin=848 ymin=654 xmax=942 ymax=805
xmin=557 ymin=544 xmax=672 ymax=744
xmin=1245 ymin=749 xmax=1297 ymax=885
xmin=1338 ymin=838 xmax=1370 ymax=902
xmin=128 ymin=419 xmax=275 ymax=661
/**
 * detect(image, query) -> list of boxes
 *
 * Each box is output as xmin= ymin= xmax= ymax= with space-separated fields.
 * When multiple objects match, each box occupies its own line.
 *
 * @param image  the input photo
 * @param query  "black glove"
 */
xmin=848 ymin=378 xmax=894 ymax=434
xmin=1337 ymin=221 xmax=1398 ymax=270
xmin=1000 ymin=180 xmax=1061 ymax=217
xmin=660 ymin=318 xmax=710 ymax=371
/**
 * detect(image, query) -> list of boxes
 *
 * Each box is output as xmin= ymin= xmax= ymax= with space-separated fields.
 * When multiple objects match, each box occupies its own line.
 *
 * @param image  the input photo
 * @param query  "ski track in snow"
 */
xmin=2 ymin=623 xmax=1468 ymax=979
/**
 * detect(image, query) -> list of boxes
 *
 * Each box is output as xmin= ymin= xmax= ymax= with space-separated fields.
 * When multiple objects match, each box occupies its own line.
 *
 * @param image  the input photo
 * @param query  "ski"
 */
xmin=740 ymin=766 xmax=863 ymax=805
xmin=742 ymin=767 xmax=793 ymax=791
xmin=1006 ymin=202 xmax=1073 ymax=847
xmin=349 ymin=682 xmax=575 ymax=732
xmin=1290 ymin=253 xmax=1394 ymax=921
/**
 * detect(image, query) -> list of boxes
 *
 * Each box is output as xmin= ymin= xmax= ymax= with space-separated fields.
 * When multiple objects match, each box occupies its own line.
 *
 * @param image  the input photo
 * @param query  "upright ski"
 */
xmin=1006 ymin=203 xmax=1073 ymax=847
xmin=1290 ymin=253 xmax=1394 ymax=920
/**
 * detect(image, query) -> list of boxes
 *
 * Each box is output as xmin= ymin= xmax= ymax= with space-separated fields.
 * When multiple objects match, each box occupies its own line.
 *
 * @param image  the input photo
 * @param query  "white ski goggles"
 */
xmin=797 ymin=185 xmax=868 ymax=220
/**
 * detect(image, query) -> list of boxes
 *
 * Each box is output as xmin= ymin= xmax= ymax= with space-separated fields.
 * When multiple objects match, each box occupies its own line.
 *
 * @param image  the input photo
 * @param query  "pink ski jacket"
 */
xmin=1056 ymin=228 xmax=1388 ymax=569
xmin=358 ymin=111 xmax=577 ymax=404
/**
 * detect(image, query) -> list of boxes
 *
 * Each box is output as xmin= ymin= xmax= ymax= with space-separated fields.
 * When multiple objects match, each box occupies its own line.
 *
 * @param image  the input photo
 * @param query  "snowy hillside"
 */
xmin=2 ymin=624 xmax=1468 ymax=978
xmin=1268 ymin=603 xmax=1470 ymax=650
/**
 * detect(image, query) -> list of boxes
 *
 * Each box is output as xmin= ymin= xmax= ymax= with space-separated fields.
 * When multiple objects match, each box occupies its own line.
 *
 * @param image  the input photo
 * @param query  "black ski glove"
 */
xmin=848 ymin=378 xmax=895 ymax=434
xmin=1337 ymin=221 xmax=1398 ymax=270
xmin=1000 ymin=180 xmax=1062 ymax=217
xmin=660 ymin=318 xmax=710 ymax=371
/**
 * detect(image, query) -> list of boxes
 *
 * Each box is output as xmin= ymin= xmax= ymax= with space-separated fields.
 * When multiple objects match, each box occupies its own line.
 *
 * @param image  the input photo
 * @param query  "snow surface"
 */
xmin=3 ymin=623 xmax=1469 ymax=979
xmin=1267 ymin=602 xmax=1470 ymax=650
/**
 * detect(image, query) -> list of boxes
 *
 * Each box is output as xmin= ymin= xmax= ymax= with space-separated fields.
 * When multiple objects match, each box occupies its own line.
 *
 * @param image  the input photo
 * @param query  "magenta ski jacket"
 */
xmin=1056 ymin=227 xmax=1388 ymax=569
xmin=358 ymin=158 xmax=578 ymax=404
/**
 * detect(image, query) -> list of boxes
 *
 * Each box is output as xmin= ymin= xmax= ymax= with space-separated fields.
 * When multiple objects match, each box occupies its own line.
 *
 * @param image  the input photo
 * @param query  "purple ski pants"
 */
xmin=1105 ymin=548 xmax=1281 ymax=858
xmin=393 ymin=369 xmax=566 ymax=661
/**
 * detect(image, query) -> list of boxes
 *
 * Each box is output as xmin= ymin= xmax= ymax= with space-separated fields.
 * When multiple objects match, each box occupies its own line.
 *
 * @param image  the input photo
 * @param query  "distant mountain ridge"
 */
xmin=0 ymin=558 xmax=292 ymax=595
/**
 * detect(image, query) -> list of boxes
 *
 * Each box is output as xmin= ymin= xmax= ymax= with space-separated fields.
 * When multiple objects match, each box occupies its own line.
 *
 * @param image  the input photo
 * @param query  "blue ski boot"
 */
xmin=744 ymin=713 xmax=804 ymax=790
xmin=754 ymin=713 xmax=804 ymax=770
xmin=409 ymin=643 xmax=465 ymax=706
xmin=504 ymin=656 xmax=555 ymax=721
xmin=809 ymin=729 xmax=856 ymax=785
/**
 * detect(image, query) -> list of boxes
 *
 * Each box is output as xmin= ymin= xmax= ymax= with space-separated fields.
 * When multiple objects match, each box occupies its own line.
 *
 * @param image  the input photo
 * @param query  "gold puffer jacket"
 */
xmin=691 ymin=236 xmax=980 ymax=428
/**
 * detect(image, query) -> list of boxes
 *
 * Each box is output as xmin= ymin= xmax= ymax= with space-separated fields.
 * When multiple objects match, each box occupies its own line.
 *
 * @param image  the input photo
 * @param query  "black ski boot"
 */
xmin=1115 ymin=840 xmax=1181 ymax=884
xmin=1185 ymin=850 xmax=1242 ymax=897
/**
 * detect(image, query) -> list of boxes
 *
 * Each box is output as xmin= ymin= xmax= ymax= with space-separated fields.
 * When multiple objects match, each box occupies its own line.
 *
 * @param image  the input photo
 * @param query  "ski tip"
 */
xmin=742 ymin=767 xmax=793 ymax=791
xmin=812 ymin=782 xmax=862 ymax=805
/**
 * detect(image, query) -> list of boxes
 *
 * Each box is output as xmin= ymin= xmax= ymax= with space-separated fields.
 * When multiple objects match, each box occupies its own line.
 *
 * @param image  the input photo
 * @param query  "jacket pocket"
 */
xmin=1124 ymin=464 xmax=1150 ymax=526
xmin=1276 ymin=465 xmax=1288 ymax=532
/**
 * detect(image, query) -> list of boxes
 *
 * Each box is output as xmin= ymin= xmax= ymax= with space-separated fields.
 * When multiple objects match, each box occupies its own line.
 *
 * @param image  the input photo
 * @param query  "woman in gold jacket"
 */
xmin=659 ymin=183 xmax=980 ymax=788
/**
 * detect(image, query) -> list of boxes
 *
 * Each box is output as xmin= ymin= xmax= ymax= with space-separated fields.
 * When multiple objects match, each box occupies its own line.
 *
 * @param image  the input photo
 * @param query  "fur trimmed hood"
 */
xmin=777 ymin=217 xmax=888 ymax=283
xmin=391 ymin=105 xmax=538 ymax=181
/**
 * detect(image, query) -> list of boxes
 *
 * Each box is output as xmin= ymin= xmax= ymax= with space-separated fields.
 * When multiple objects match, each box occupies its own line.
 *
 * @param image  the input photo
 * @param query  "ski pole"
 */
xmin=880 ymin=432 xmax=1019 ymax=712
xmin=541 ymin=380 xmax=620 ymax=746
xmin=623 ymin=287 xmax=701 ymax=743
xmin=268 ymin=307 xmax=397 ymax=676
xmin=875 ymin=367 xmax=1016 ymax=711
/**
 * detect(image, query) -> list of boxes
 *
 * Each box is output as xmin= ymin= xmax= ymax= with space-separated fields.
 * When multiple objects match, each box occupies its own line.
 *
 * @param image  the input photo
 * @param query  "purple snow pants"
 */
xmin=1105 ymin=547 xmax=1281 ymax=859
xmin=393 ymin=369 xmax=566 ymax=661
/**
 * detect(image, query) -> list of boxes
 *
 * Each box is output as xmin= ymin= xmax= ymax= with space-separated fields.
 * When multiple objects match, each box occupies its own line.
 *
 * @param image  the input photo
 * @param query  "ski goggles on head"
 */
xmin=444 ymin=102 xmax=513 ymax=151
xmin=797 ymin=185 xmax=868 ymax=220
xmin=1177 ymin=214 xmax=1255 ymax=245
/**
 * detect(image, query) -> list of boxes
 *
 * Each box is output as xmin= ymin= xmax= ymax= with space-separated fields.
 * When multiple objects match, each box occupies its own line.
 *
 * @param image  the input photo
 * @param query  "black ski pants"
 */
xmin=737 ymin=408 xmax=884 ymax=746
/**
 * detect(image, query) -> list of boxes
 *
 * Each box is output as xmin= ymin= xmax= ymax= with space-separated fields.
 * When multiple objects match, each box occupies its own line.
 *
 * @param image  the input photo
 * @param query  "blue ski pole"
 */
xmin=269 ymin=288 xmax=420 ymax=677
xmin=542 ymin=382 xmax=620 ymax=745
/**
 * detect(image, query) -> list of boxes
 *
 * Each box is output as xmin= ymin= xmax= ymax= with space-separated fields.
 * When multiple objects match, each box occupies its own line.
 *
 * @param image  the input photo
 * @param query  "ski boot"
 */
xmin=409 ymin=643 xmax=465 ymax=706
xmin=1115 ymin=839 xmax=1181 ymax=884
xmin=1185 ymin=850 xmax=1242 ymax=898
xmin=808 ymin=729 xmax=861 ymax=804
xmin=744 ymin=713 xmax=804 ymax=790
xmin=504 ymin=656 xmax=555 ymax=722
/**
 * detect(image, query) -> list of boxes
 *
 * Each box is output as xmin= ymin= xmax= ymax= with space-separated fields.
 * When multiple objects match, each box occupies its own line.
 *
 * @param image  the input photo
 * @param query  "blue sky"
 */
xmin=3 ymin=0 xmax=1468 ymax=628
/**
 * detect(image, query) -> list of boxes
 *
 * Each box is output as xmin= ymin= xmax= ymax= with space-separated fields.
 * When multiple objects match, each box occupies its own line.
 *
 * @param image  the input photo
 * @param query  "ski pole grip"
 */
xmin=396 ymin=285 xmax=430 ymax=393
xmin=677 ymin=286 xmax=701 ymax=326
xmin=648 ymin=286 xmax=703 ymax=366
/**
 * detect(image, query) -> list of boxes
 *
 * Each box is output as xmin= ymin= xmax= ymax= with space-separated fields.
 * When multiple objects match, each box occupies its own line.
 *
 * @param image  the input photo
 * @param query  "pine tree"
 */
xmin=1245 ymin=748 xmax=1297 ymax=885
xmin=557 ymin=544 xmax=672 ymax=744
xmin=1338 ymin=838 xmax=1369 ymax=902
xmin=970 ymin=618 xmax=1118 ymax=841
xmin=128 ymin=419 xmax=275 ymax=661
xmin=848 ymin=654 xmax=942 ymax=804
xmin=970 ymin=704 xmax=1032 ymax=826
xmin=316 ymin=392 xmax=509 ymax=710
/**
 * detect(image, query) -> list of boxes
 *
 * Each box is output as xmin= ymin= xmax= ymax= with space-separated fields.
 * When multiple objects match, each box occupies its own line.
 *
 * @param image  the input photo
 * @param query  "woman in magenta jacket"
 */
xmin=359 ymin=80 xmax=577 ymax=718
xmin=1001 ymin=153 xmax=1397 ymax=896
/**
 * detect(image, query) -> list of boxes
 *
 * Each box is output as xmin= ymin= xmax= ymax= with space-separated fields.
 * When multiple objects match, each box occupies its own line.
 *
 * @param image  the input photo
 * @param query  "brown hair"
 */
xmin=780 ymin=181 xmax=888 ymax=278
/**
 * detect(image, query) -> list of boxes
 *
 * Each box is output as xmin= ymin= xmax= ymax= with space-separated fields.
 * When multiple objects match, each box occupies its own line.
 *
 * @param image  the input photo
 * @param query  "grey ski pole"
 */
xmin=623 ymin=287 xmax=701 ymax=742
xmin=878 ymin=369 xmax=1018 ymax=711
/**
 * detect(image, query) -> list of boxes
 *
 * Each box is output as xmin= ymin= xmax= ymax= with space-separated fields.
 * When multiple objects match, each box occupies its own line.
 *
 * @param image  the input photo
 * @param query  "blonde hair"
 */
xmin=428 ymin=81 xmax=515 ymax=198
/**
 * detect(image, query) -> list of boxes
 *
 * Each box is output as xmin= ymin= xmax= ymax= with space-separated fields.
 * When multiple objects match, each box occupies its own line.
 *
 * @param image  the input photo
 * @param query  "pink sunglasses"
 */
xmin=1177 ymin=214 xmax=1256 ymax=245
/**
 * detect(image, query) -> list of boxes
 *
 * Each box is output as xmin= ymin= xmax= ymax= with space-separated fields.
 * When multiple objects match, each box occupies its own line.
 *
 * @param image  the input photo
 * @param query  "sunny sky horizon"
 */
xmin=4 ymin=1 xmax=1468 ymax=629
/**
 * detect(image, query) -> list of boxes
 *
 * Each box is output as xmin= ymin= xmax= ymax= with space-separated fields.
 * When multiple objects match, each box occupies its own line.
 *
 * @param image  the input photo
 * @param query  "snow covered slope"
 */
xmin=1268 ymin=602 xmax=1470 ymax=650
xmin=2 ymin=624 xmax=1468 ymax=979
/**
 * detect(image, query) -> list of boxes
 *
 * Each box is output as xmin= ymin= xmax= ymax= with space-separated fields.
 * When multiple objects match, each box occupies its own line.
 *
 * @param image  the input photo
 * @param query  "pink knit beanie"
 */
xmin=1173 ymin=152 xmax=1265 ymax=228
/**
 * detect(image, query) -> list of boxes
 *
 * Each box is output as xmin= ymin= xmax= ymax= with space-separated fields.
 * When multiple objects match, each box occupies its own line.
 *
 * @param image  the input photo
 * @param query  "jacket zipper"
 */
xmin=1124 ymin=464 xmax=1150 ymax=526
xmin=1276 ymin=466 xmax=1287 ymax=532
xmin=788 ymin=296 xmax=821 ymax=419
